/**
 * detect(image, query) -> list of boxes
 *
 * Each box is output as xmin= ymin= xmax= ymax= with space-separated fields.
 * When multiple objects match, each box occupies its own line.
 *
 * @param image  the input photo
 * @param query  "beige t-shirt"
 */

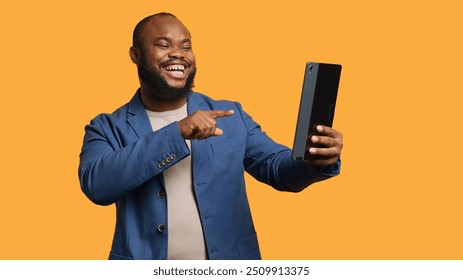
xmin=146 ymin=103 xmax=206 ymax=260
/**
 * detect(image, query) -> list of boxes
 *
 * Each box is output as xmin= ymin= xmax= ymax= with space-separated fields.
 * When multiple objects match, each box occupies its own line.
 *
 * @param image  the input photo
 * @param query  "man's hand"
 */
xmin=178 ymin=110 xmax=234 ymax=140
xmin=306 ymin=125 xmax=343 ymax=166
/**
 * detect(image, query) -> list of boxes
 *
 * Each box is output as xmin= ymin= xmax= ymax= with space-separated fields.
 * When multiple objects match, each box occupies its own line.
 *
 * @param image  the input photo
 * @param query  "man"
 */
xmin=78 ymin=12 xmax=343 ymax=260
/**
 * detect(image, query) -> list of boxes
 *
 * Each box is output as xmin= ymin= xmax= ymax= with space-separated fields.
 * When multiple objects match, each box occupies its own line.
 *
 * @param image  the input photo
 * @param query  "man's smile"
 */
xmin=162 ymin=63 xmax=189 ymax=79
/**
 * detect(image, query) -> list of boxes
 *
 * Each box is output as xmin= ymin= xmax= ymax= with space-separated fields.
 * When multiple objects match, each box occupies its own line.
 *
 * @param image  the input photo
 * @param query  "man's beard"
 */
xmin=137 ymin=55 xmax=196 ymax=101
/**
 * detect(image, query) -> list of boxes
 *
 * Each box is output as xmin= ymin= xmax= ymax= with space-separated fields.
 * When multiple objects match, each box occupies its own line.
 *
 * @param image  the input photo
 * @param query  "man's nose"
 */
xmin=168 ymin=47 xmax=184 ymax=59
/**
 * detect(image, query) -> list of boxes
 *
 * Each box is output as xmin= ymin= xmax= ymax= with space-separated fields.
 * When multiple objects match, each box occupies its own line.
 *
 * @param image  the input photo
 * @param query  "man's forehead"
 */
xmin=146 ymin=16 xmax=191 ymax=38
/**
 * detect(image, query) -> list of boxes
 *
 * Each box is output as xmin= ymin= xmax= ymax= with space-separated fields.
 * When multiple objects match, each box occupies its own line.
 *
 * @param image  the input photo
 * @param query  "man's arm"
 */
xmin=236 ymin=103 xmax=342 ymax=192
xmin=78 ymin=118 xmax=190 ymax=205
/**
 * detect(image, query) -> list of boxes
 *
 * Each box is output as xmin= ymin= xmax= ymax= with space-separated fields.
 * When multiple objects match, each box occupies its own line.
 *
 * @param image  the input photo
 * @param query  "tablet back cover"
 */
xmin=292 ymin=62 xmax=342 ymax=161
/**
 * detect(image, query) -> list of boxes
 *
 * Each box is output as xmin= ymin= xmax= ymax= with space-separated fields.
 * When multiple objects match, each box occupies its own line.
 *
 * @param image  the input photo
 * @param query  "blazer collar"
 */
xmin=126 ymin=89 xmax=152 ymax=138
xmin=186 ymin=91 xmax=207 ymax=114
xmin=125 ymin=89 xmax=207 ymax=138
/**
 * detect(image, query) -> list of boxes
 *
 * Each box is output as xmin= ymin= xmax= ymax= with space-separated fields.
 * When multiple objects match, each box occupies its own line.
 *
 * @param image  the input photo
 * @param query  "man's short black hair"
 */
xmin=132 ymin=12 xmax=177 ymax=50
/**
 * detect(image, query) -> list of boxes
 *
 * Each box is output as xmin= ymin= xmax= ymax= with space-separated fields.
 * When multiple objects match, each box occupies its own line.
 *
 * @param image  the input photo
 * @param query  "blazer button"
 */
xmin=157 ymin=224 xmax=166 ymax=233
xmin=157 ymin=163 xmax=163 ymax=169
xmin=157 ymin=190 xmax=166 ymax=198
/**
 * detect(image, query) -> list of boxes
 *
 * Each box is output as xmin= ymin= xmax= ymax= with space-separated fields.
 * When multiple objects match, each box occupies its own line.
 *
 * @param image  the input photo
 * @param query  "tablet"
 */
xmin=292 ymin=62 xmax=342 ymax=161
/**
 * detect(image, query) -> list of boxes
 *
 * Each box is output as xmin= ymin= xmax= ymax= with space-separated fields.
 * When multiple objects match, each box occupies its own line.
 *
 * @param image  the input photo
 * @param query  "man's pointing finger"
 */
xmin=209 ymin=110 xmax=235 ymax=118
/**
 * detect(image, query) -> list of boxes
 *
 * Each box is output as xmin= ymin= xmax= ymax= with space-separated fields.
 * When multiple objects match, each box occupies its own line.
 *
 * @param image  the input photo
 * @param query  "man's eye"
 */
xmin=156 ymin=44 xmax=169 ymax=49
xmin=182 ymin=46 xmax=192 ymax=51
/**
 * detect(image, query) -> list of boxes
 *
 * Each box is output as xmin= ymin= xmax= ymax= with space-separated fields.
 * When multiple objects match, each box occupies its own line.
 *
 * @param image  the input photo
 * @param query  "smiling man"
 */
xmin=78 ymin=12 xmax=343 ymax=260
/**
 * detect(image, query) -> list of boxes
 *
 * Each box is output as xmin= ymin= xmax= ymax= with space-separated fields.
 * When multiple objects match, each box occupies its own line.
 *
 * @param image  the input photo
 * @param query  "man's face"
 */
xmin=137 ymin=16 xmax=196 ymax=100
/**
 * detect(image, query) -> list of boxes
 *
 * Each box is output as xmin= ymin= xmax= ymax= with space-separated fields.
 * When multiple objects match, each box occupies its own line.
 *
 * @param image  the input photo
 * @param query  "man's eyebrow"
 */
xmin=153 ymin=37 xmax=191 ymax=44
xmin=154 ymin=36 xmax=172 ymax=42
xmin=181 ymin=38 xmax=192 ymax=44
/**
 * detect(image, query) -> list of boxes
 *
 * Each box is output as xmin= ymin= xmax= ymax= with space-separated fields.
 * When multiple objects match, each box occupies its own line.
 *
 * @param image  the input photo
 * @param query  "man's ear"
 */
xmin=129 ymin=46 xmax=140 ymax=65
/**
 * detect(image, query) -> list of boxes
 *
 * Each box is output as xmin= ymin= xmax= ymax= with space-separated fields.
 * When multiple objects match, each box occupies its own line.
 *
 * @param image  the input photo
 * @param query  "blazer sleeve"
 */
xmin=237 ymin=102 xmax=341 ymax=192
xmin=78 ymin=116 xmax=190 ymax=205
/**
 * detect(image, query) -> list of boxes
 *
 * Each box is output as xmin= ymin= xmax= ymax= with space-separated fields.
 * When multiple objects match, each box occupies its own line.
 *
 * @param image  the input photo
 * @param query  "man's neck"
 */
xmin=140 ymin=87 xmax=187 ymax=112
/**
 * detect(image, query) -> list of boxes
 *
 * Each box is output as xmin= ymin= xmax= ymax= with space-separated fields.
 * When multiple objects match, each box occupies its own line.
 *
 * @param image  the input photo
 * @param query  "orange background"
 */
xmin=1 ymin=0 xmax=462 ymax=259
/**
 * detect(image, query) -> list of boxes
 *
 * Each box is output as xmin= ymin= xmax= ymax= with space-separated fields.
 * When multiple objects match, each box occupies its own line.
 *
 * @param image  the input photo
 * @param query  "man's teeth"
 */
xmin=164 ymin=65 xmax=185 ymax=72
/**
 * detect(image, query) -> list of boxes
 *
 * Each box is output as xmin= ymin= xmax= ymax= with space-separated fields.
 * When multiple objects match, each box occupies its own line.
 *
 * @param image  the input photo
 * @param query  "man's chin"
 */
xmin=165 ymin=81 xmax=188 ymax=90
xmin=138 ymin=65 xmax=196 ymax=101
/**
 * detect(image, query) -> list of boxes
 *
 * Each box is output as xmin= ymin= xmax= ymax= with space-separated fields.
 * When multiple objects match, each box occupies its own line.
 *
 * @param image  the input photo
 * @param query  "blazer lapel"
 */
xmin=187 ymin=92 xmax=210 ymax=184
xmin=126 ymin=89 xmax=153 ymax=139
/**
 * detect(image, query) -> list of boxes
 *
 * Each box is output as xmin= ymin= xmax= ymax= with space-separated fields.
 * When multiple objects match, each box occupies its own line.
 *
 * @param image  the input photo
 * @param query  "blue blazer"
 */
xmin=78 ymin=90 xmax=340 ymax=260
